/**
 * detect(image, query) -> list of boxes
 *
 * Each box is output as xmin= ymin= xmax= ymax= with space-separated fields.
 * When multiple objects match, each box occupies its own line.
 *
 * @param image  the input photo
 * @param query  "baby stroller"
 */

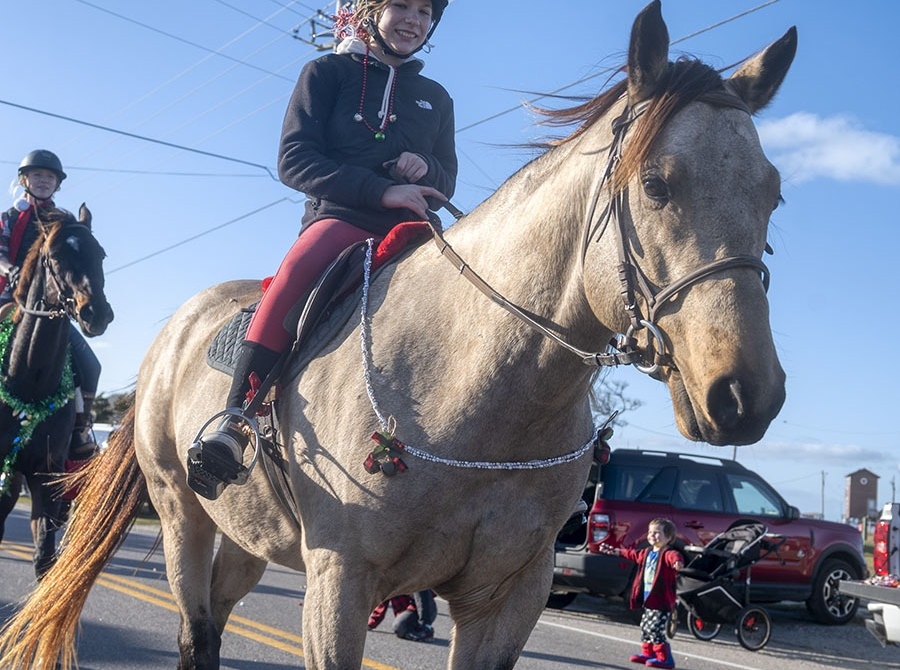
xmin=675 ymin=520 xmax=782 ymax=651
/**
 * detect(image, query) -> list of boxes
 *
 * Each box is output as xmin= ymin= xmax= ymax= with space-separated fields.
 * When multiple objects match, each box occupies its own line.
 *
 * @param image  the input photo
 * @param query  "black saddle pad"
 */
xmin=206 ymin=239 xmax=391 ymax=384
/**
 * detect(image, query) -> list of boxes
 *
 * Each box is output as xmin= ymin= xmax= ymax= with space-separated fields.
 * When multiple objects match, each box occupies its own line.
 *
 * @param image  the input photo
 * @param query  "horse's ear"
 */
xmin=627 ymin=0 xmax=669 ymax=104
xmin=727 ymin=27 xmax=797 ymax=114
xmin=78 ymin=203 xmax=92 ymax=229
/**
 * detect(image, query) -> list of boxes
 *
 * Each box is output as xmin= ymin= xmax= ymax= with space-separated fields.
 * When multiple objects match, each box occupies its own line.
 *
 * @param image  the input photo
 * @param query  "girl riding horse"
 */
xmin=1 ymin=150 xmax=103 ymax=464
xmin=189 ymin=0 xmax=456 ymax=499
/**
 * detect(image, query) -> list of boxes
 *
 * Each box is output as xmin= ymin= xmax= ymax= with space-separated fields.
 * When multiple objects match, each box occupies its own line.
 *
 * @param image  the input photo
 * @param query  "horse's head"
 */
xmin=579 ymin=1 xmax=794 ymax=445
xmin=15 ymin=204 xmax=114 ymax=337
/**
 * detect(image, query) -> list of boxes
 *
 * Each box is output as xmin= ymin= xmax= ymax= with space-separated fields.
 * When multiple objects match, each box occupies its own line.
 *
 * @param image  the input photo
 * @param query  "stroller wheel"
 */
xmin=735 ymin=605 xmax=771 ymax=651
xmin=687 ymin=614 xmax=721 ymax=641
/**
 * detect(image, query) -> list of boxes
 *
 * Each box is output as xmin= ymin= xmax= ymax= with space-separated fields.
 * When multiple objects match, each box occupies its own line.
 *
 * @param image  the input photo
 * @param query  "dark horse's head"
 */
xmin=13 ymin=204 xmax=114 ymax=337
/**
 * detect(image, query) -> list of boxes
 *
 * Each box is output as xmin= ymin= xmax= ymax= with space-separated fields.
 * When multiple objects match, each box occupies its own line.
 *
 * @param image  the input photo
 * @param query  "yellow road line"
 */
xmin=0 ymin=541 xmax=399 ymax=670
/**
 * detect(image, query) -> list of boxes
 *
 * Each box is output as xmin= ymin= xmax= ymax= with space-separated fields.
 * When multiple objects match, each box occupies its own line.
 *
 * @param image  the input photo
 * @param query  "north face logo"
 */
xmin=416 ymin=100 xmax=433 ymax=110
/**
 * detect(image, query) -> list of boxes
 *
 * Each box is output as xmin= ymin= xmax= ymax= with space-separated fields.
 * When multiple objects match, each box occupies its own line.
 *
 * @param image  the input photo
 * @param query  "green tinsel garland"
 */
xmin=0 ymin=317 xmax=75 ymax=496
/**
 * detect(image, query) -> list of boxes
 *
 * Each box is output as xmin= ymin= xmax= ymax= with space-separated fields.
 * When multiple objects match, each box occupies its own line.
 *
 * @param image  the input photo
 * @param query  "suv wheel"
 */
xmin=805 ymin=558 xmax=861 ymax=625
xmin=546 ymin=592 xmax=578 ymax=610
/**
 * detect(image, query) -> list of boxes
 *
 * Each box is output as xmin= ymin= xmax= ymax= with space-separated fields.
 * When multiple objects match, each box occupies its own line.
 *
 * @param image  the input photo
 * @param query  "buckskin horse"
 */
xmin=0 ymin=204 xmax=112 ymax=579
xmin=0 ymin=2 xmax=795 ymax=668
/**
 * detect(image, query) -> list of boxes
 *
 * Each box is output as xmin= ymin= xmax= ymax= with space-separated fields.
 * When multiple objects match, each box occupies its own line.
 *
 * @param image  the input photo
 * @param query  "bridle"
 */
xmin=15 ymin=222 xmax=92 ymax=321
xmin=429 ymin=94 xmax=771 ymax=377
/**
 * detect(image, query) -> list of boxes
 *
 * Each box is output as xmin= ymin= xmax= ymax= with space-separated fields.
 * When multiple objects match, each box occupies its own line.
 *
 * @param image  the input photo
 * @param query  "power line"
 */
xmin=65 ymin=0 xmax=318 ymax=180
xmin=0 ymin=98 xmax=279 ymax=180
xmin=457 ymin=0 xmax=782 ymax=134
xmin=73 ymin=0 xmax=298 ymax=83
xmin=10 ymin=0 xmax=786 ymax=273
xmin=106 ymin=197 xmax=297 ymax=274
xmin=0 ymin=161 xmax=265 ymax=179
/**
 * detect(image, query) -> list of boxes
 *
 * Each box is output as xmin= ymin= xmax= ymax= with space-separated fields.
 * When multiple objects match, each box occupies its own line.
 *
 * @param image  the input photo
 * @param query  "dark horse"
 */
xmin=0 ymin=204 xmax=113 ymax=578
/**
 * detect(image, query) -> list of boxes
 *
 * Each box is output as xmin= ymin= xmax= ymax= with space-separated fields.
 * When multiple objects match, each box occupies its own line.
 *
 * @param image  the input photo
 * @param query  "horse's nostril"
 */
xmin=708 ymin=377 xmax=745 ymax=431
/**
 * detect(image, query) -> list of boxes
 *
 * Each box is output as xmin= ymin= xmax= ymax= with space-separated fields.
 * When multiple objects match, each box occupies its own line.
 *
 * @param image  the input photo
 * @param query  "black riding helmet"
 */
xmin=18 ymin=149 xmax=67 ymax=182
xmin=361 ymin=0 xmax=448 ymax=58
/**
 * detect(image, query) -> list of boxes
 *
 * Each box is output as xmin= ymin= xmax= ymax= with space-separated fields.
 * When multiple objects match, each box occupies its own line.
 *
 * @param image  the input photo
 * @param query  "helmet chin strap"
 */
xmin=22 ymin=187 xmax=54 ymax=207
xmin=364 ymin=17 xmax=438 ymax=59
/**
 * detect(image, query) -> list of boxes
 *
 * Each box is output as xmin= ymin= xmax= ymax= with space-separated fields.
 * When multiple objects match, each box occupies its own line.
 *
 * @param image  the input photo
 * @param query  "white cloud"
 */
xmin=757 ymin=113 xmax=900 ymax=186
xmin=747 ymin=439 xmax=892 ymax=468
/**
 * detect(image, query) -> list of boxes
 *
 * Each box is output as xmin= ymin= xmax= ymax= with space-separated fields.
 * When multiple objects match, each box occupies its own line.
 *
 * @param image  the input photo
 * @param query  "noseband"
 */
xmin=15 ymin=223 xmax=93 ymax=321
xmin=428 ymin=95 xmax=770 ymax=376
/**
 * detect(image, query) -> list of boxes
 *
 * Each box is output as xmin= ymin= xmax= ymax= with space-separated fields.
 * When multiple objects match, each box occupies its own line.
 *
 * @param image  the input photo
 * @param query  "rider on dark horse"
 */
xmin=0 ymin=150 xmax=103 ymax=469
xmin=188 ymin=0 xmax=456 ymax=500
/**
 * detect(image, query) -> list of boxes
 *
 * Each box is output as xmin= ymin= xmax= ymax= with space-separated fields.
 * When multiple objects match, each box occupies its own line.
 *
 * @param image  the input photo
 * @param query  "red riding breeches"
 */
xmin=245 ymin=218 xmax=379 ymax=352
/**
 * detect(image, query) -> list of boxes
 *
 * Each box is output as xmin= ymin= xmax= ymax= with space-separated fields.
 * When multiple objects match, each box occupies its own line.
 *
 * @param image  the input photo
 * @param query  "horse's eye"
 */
xmin=66 ymin=236 xmax=81 ymax=253
xmin=642 ymin=175 xmax=669 ymax=202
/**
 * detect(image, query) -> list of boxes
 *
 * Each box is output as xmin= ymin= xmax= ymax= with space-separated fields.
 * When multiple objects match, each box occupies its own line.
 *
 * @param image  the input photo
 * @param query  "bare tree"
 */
xmin=589 ymin=372 xmax=642 ymax=428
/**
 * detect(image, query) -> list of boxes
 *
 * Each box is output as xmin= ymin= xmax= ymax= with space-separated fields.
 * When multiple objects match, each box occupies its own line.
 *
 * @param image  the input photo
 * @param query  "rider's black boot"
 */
xmin=69 ymin=392 xmax=99 ymax=458
xmin=187 ymin=342 xmax=281 ymax=500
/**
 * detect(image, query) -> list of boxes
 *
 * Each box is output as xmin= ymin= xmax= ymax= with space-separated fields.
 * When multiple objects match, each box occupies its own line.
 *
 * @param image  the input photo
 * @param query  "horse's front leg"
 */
xmin=0 ymin=472 xmax=21 ymax=543
xmin=27 ymin=473 xmax=65 ymax=579
xmin=301 ymin=550 xmax=373 ymax=670
xmin=447 ymin=548 xmax=554 ymax=670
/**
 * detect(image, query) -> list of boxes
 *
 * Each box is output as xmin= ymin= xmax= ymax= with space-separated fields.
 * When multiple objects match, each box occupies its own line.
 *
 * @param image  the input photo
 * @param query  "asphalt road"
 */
xmin=1 ymin=502 xmax=898 ymax=669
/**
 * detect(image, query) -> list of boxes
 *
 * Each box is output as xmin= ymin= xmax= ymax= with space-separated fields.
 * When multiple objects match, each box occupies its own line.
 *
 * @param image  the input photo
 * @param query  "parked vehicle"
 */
xmin=840 ymin=502 xmax=900 ymax=645
xmin=552 ymin=449 xmax=866 ymax=625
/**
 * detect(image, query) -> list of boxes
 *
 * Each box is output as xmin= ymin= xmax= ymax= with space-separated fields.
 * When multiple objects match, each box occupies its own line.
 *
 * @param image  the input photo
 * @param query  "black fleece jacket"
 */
xmin=278 ymin=48 xmax=457 ymax=236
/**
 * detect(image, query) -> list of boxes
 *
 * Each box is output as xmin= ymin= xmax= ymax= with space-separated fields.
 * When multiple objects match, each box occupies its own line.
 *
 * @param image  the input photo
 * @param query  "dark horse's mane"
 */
xmin=12 ymin=207 xmax=78 ymax=309
xmin=539 ymin=58 xmax=747 ymax=191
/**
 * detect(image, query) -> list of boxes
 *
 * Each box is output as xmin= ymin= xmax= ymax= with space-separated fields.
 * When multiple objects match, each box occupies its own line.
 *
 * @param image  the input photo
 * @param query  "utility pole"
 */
xmin=821 ymin=470 xmax=826 ymax=520
xmin=292 ymin=1 xmax=344 ymax=52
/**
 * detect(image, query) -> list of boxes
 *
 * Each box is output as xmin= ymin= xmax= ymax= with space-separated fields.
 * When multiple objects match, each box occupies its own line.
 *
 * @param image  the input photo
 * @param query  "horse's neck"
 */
xmin=4 ymin=305 xmax=70 ymax=402
xmin=373 ymin=136 xmax=611 ymax=427
xmin=439 ymin=135 xmax=608 ymax=354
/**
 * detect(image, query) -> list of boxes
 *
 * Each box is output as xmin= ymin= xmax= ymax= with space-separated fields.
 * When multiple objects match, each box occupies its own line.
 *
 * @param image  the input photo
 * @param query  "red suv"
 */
xmin=552 ymin=449 xmax=866 ymax=625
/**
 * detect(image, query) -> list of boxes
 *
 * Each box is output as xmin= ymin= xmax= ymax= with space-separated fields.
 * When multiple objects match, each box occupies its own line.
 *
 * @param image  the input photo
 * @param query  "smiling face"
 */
xmin=373 ymin=0 xmax=433 ymax=62
xmin=647 ymin=523 xmax=669 ymax=550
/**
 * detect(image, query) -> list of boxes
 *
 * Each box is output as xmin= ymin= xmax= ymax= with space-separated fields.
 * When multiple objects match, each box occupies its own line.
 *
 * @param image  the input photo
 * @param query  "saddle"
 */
xmin=206 ymin=240 xmax=367 ymax=383
xmin=203 ymin=221 xmax=432 ymax=523
xmin=207 ymin=220 xmax=432 ymax=383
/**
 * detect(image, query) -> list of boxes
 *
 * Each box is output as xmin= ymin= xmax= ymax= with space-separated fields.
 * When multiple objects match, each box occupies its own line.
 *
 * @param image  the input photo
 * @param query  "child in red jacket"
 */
xmin=600 ymin=518 xmax=684 ymax=668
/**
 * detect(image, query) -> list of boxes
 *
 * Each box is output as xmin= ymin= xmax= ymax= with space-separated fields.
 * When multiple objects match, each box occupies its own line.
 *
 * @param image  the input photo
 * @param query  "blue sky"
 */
xmin=3 ymin=1 xmax=898 ymax=521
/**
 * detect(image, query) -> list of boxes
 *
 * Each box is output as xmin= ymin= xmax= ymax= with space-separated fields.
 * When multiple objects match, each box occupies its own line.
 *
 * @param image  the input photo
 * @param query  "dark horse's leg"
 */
xmin=0 ymin=472 xmax=23 ymax=542
xmin=26 ymin=470 xmax=66 ymax=579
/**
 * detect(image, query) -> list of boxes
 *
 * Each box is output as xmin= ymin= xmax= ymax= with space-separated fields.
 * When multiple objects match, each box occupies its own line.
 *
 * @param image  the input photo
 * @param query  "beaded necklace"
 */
xmin=354 ymin=49 xmax=397 ymax=142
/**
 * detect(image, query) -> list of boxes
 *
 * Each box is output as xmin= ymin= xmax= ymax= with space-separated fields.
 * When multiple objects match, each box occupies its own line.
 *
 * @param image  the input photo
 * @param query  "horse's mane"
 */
xmin=13 ymin=208 xmax=77 ymax=305
xmin=538 ymin=58 xmax=748 ymax=191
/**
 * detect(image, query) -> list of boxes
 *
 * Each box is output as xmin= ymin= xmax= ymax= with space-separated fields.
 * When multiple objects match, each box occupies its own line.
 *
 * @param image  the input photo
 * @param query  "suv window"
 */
xmin=602 ymin=464 xmax=681 ymax=503
xmin=635 ymin=468 xmax=676 ymax=504
xmin=602 ymin=464 xmax=664 ymax=501
xmin=674 ymin=473 xmax=723 ymax=512
xmin=727 ymin=473 xmax=783 ymax=517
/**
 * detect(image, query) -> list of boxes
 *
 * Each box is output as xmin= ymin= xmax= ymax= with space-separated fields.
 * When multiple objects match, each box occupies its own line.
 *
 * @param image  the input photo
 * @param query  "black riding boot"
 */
xmin=69 ymin=392 xmax=98 ymax=459
xmin=187 ymin=342 xmax=281 ymax=500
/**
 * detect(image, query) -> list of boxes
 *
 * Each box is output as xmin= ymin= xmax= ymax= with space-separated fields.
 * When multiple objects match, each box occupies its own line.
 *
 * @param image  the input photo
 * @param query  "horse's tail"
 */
xmin=0 ymin=402 xmax=145 ymax=670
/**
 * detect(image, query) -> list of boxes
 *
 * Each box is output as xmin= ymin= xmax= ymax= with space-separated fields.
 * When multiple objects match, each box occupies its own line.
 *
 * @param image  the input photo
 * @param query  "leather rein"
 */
xmin=428 ymin=96 xmax=770 ymax=376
